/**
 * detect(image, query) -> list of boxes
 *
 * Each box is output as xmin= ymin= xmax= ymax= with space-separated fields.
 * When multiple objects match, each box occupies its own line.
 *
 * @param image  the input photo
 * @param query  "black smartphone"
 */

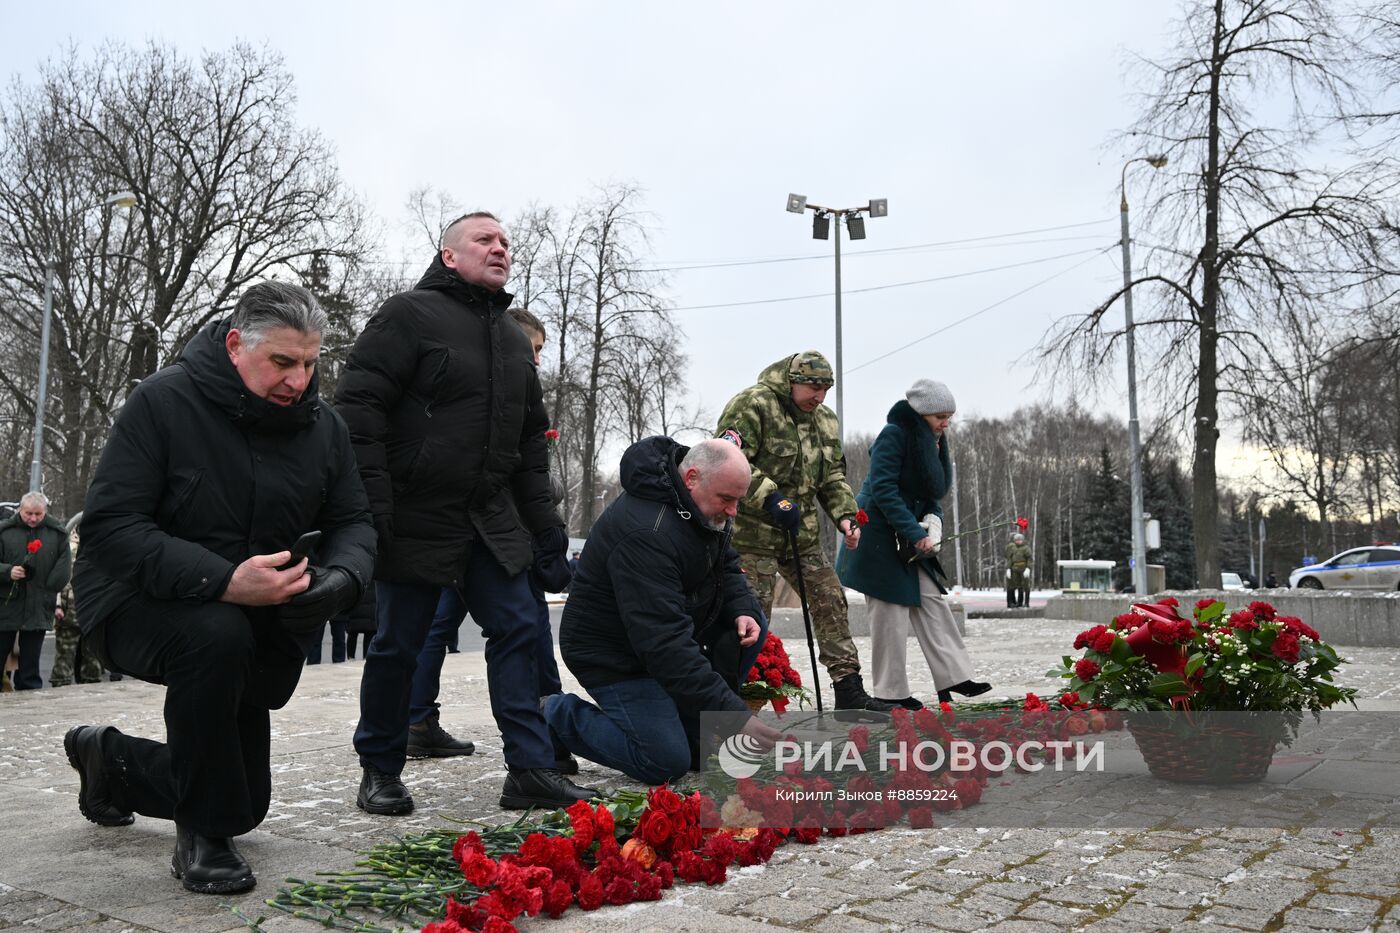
xmin=279 ymin=530 xmax=322 ymax=570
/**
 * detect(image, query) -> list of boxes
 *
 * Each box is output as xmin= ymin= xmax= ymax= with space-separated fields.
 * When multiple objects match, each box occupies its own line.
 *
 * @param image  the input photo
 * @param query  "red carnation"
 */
xmin=544 ymin=428 xmax=560 ymax=441
xmin=576 ymin=874 xmax=604 ymax=911
xmin=26 ymin=539 xmax=42 ymax=555
xmin=1248 ymin=600 xmax=1277 ymax=621
xmin=855 ymin=509 xmax=870 ymax=526
xmin=1091 ymin=631 xmax=1116 ymax=654
xmin=1073 ymin=659 xmax=1100 ymax=681
xmin=1272 ymin=630 xmax=1301 ymax=664
xmin=1023 ymin=692 xmax=1049 ymax=711
xmin=848 ymin=726 xmax=870 ymax=753
xmin=542 ymin=879 xmax=573 ymax=918
xmin=1157 ymin=596 xmax=1180 ymax=609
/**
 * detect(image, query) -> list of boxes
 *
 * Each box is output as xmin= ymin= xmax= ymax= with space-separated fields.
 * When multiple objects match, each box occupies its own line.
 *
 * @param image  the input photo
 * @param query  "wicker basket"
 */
xmin=744 ymin=696 xmax=769 ymax=713
xmin=1127 ymin=718 xmax=1281 ymax=784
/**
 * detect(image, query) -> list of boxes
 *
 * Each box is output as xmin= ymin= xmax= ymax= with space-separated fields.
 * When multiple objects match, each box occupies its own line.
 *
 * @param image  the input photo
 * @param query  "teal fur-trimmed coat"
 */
xmin=836 ymin=400 xmax=951 ymax=606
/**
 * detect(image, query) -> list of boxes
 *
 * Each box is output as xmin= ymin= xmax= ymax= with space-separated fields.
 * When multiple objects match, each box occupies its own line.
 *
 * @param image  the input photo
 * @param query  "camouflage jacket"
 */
xmin=1006 ymin=542 xmax=1032 ymax=571
xmin=715 ymin=356 xmax=858 ymax=557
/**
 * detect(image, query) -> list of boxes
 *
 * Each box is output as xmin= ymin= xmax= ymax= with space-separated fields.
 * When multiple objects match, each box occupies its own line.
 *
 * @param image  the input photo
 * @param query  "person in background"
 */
xmin=837 ymin=380 xmax=990 ymax=708
xmin=50 ymin=523 xmax=106 ymax=687
xmin=1005 ymin=532 xmax=1032 ymax=608
xmin=1 ymin=492 xmax=73 ymax=690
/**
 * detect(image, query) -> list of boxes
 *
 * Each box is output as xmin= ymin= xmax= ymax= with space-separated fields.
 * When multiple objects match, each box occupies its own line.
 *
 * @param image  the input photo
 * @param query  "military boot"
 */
xmin=832 ymin=673 xmax=895 ymax=715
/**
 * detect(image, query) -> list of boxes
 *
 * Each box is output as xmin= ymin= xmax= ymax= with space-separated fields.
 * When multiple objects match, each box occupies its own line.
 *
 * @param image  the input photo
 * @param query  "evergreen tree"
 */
xmin=1143 ymin=449 xmax=1195 ymax=588
xmin=1078 ymin=445 xmax=1132 ymax=589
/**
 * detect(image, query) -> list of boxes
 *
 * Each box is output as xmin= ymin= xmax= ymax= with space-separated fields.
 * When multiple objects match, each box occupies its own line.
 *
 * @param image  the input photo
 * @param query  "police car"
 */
xmin=1289 ymin=546 xmax=1400 ymax=591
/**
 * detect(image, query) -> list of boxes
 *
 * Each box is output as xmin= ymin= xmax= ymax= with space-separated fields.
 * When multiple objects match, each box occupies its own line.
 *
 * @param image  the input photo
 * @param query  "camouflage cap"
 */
xmin=788 ymin=350 xmax=835 ymax=386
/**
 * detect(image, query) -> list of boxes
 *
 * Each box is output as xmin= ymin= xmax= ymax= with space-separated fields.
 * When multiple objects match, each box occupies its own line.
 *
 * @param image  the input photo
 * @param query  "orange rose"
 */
xmin=620 ymin=838 xmax=657 ymax=869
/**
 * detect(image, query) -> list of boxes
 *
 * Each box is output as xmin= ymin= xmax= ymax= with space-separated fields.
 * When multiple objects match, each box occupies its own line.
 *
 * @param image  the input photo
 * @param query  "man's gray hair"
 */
xmin=19 ymin=491 xmax=48 ymax=510
xmin=679 ymin=438 xmax=749 ymax=476
xmin=229 ymin=281 xmax=327 ymax=346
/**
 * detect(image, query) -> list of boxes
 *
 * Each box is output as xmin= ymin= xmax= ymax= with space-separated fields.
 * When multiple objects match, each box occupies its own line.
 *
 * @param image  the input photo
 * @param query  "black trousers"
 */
xmin=4 ymin=629 xmax=45 ymax=689
xmin=91 ymin=596 xmax=309 ymax=838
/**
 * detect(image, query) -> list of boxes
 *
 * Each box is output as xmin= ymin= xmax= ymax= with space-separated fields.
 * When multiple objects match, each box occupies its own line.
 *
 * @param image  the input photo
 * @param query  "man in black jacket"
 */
xmin=67 ymin=282 xmax=376 ymax=894
xmin=547 ymin=437 xmax=781 ymax=784
xmin=336 ymin=212 xmax=592 ymax=813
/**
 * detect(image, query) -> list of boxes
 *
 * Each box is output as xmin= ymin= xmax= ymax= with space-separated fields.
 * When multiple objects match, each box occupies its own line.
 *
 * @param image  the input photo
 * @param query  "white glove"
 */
xmin=921 ymin=513 xmax=942 ymax=547
xmin=1005 ymin=569 xmax=1012 ymax=582
xmin=1023 ymin=568 xmax=1031 ymax=580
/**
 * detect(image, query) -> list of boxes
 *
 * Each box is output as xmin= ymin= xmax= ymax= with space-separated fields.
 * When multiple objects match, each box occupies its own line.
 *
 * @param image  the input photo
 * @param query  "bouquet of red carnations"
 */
xmin=739 ymin=633 xmax=810 ymax=713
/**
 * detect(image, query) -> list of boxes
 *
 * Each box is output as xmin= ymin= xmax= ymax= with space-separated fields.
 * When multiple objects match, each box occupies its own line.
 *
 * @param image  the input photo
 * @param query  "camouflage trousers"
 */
xmin=49 ymin=617 xmax=104 ymax=687
xmin=740 ymin=548 xmax=861 ymax=683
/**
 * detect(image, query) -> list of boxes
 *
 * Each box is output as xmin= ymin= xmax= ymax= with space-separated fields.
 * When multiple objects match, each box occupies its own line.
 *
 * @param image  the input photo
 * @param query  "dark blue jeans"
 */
xmin=355 ymin=544 xmax=554 ymax=773
xmin=545 ymin=614 xmax=769 ymax=785
xmin=409 ymin=578 xmax=563 ymax=725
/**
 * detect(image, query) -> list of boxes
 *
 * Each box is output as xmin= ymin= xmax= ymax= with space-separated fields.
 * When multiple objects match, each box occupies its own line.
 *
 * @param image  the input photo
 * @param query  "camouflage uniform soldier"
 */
xmin=49 ymin=583 xmax=104 ymax=686
xmin=1005 ymin=533 xmax=1032 ymax=608
xmin=716 ymin=351 xmax=892 ymax=712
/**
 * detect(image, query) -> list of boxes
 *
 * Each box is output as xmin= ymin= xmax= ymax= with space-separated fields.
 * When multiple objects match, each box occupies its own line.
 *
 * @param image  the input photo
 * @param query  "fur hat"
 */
xmin=906 ymin=379 xmax=956 ymax=415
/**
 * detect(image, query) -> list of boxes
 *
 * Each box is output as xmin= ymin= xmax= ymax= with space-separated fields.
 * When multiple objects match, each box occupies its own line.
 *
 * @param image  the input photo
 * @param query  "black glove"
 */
xmin=762 ymin=491 xmax=802 ymax=535
xmin=531 ymin=526 xmax=571 ymax=593
xmin=279 ymin=566 xmax=360 ymax=635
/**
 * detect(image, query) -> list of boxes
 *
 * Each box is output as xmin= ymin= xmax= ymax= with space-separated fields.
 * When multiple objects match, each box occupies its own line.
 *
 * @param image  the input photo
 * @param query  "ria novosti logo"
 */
xmin=718 ymin=735 xmax=1106 ymax=779
xmin=717 ymin=733 xmax=768 ymax=779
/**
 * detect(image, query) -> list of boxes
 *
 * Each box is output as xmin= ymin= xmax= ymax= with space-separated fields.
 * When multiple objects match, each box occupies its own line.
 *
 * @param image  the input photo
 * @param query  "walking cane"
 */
xmin=787 ymin=529 xmax=824 ymax=714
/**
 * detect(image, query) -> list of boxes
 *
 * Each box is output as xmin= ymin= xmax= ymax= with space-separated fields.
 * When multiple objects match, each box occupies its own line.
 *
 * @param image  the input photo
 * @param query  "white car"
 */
xmin=1220 ymin=572 xmax=1246 ymax=591
xmin=1289 ymin=546 xmax=1400 ymax=591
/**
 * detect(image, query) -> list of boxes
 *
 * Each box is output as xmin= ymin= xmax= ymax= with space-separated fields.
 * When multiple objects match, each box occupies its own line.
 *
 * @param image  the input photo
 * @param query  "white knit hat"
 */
xmin=906 ymin=379 xmax=956 ymax=415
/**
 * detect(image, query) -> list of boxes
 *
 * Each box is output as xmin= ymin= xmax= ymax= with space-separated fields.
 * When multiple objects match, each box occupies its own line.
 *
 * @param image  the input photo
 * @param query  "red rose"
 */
xmin=1073 ymin=659 xmax=1100 ymax=681
xmin=26 ymin=539 xmax=42 ymax=555
xmin=544 ymin=428 xmax=560 ymax=441
xmin=642 ymin=812 xmax=674 ymax=847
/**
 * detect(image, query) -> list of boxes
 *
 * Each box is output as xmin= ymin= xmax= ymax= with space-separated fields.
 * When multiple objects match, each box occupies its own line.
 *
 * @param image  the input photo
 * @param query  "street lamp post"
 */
xmin=1119 ymin=156 xmax=1167 ymax=595
xmin=785 ymin=194 xmax=887 ymax=437
xmin=29 ymin=191 xmax=139 ymax=493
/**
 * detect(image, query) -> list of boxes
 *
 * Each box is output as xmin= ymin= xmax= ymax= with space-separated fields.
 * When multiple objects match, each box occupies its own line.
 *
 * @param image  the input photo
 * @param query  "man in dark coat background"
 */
xmin=547 ymin=437 xmax=779 ymax=785
xmin=67 ymin=281 xmax=376 ymax=895
xmin=0 ymin=491 xmax=72 ymax=689
xmin=336 ymin=211 xmax=592 ymax=813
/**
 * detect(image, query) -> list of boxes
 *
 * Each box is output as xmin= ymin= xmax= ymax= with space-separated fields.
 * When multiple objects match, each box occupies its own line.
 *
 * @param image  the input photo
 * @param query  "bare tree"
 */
xmin=1038 ymin=0 xmax=1395 ymax=586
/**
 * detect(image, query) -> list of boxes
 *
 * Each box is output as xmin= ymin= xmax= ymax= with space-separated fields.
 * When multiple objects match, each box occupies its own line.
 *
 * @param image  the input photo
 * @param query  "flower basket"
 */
xmin=744 ymin=697 xmax=768 ymax=714
xmin=1049 ymin=598 xmax=1357 ymax=785
xmin=1126 ymin=716 xmax=1281 ymax=784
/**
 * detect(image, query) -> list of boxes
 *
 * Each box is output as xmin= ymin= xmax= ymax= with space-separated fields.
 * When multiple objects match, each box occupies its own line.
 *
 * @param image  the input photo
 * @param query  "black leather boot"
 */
xmin=356 ymin=766 xmax=415 ymax=815
xmin=406 ymin=713 xmax=475 ymax=758
xmin=874 ymin=696 xmax=925 ymax=711
xmin=63 ymin=725 xmax=135 ymax=827
xmin=948 ymin=680 xmax=992 ymax=698
xmin=937 ymin=688 xmax=952 ymax=704
xmin=499 ymin=768 xmax=598 ymax=810
xmin=171 ymin=825 xmax=255 ymax=894
xmin=832 ymin=673 xmax=896 ymax=712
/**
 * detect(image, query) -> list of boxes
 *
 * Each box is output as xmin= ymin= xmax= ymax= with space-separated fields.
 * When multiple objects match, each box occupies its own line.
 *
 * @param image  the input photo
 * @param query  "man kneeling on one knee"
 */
xmin=546 ymin=438 xmax=782 ymax=784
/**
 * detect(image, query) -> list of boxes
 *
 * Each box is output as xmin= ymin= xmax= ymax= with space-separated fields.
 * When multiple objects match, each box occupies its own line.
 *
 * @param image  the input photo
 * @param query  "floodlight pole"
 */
xmin=783 ymin=195 xmax=886 ymax=442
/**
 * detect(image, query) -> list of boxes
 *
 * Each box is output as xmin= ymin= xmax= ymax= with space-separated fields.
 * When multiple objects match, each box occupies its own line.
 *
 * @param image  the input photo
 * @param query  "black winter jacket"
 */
xmin=559 ymin=436 xmax=760 ymax=715
xmin=0 ymin=513 xmax=71 ymax=632
xmin=73 ymin=319 xmax=377 ymax=633
xmin=334 ymin=256 xmax=561 ymax=583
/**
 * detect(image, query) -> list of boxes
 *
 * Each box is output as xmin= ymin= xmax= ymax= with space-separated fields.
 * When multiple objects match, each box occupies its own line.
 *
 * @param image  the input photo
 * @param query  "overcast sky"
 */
xmin=6 ymin=2 xmax=1259 ymax=467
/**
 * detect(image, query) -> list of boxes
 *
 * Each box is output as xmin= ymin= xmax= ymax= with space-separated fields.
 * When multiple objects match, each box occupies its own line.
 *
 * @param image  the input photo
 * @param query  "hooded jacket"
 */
xmin=0 ymin=512 xmax=71 ymax=632
xmin=837 ymin=399 xmax=952 ymax=606
xmin=715 ymin=355 xmax=858 ymax=557
xmin=73 ymin=319 xmax=376 ymax=634
xmin=334 ymin=256 xmax=561 ymax=583
xmin=559 ymin=436 xmax=759 ymax=715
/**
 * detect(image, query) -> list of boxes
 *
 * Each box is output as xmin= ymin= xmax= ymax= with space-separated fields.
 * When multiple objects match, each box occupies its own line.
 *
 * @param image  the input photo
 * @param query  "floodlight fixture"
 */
xmin=867 ymin=198 xmax=888 ymax=218
xmin=786 ymin=193 xmax=808 ymax=214
xmin=1146 ymin=155 xmax=1168 ymax=169
xmin=812 ymin=211 xmax=830 ymax=240
xmin=846 ymin=213 xmax=866 ymax=240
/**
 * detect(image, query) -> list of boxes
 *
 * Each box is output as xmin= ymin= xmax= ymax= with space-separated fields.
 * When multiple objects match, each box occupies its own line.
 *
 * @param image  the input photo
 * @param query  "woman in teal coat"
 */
xmin=836 ymin=380 xmax=989 ymax=708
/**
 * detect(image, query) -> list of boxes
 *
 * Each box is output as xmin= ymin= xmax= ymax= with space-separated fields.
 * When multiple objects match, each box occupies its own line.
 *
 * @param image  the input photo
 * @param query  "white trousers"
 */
xmin=867 ymin=570 xmax=974 ymax=700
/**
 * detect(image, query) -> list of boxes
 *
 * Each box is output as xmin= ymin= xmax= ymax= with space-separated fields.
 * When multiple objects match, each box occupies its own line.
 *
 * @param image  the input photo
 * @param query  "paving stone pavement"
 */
xmin=3 ymin=615 xmax=1400 ymax=932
